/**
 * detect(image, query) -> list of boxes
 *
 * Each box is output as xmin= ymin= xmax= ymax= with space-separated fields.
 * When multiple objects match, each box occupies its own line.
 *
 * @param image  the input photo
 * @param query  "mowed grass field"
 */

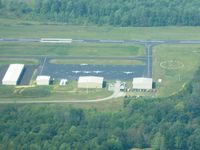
xmin=0 ymin=80 xmax=121 ymax=111
xmin=153 ymin=44 xmax=200 ymax=97
xmin=0 ymin=18 xmax=142 ymax=110
xmin=1 ymin=18 xmax=200 ymax=109
xmin=0 ymin=58 xmax=39 ymax=65
xmin=50 ymin=59 xmax=144 ymax=65
xmin=0 ymin=84 xmax=120 ymax=111
xmin=0 ymin=81 xmax=112 ymax=100
xmin=0 ymin=42 xmax=144 ymax=57
xmin=1 ymin=18 xmax=200 ymax=40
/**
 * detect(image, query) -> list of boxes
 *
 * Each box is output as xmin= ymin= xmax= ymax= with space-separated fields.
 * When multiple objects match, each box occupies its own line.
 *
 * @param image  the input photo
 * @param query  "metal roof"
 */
xmin=133 ymin=77 xmax=153 ymax=84
xmin=2 ymin=64 xmax=24 ymax=83
xmin=36 ymin=76 xmax=51 ymax=81
xmin=132 ymin=77 xmax=153 ymax=90
xmin=78 ymin=76 xmax=104 ymax=84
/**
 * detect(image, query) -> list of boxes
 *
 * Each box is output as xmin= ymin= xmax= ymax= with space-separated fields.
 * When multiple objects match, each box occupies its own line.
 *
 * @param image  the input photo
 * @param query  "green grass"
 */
xmin=0 ymin=83 xmax=123 ymax=111
xmin=49 ymin=81 xmax=112 ymax=100
xmin=50 ymin=89 xmax=112 ymax=100
xmin=0 ymin=81 xmax=112 ymax=100
xmin=130 ymin=148 xmax=151 ymax=150
xmin=50 ymin=58 xmax=144 ymax=65
xmin=153 ymin=44 xmax=200 ymax=97
xmin=0 ymin=85 xmax=15 ymax=98
xmin=2 ymin=18 xmax=200 ymax=109
xmin=0 ymin=42 xmax=143 ymax=57
xmin=0 ymin=86 xmax=52 ymax=98
xmin=0 ymin=79 xmax=121 ymax=111
xmin=65 ymin=98 xmax=124 ymax=111
xmin=0 ymin=58 xmax=39 ymax=64
xmin=1 ymin=18 xmax=200 ymax=40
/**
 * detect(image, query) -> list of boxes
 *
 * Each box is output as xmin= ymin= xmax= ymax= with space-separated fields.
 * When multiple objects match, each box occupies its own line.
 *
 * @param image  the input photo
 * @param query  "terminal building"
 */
xmin=78 ymin=76 xmax=104 ymax=89
xmin=2 ymin=64 xmax=24 ymax=85
xmin=132 ymin=77 xmax=153 ymax=90
xmin=36 ymin=76 xmax=51 ymax=85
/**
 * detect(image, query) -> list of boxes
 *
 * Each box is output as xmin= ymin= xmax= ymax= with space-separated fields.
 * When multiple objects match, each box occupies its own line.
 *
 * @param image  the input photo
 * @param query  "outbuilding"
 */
xmin=59 ymin=79 xmax=68 ymax=86
xmin=2 ymin=64 xmax=24 ymax=85
xmin=78 ymin=76 xmax=104 ymax=89
xmin=132 ymin=77 xmax=153 ymax=90
xmin=36 ymin=76 xmax=51 ymax=85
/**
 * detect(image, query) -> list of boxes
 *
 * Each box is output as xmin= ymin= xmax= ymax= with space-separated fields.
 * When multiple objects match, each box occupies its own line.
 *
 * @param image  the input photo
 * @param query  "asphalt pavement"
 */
xmin=1 ymin=38 xmax=200 ymax=103
xmin=2 ymin=38 xmax=200 ymax=79
xmin=2 ymin=38 xmax=200 ymax=45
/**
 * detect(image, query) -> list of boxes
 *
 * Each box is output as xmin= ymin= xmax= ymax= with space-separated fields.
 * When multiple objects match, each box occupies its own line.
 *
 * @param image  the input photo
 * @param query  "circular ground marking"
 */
xmin=160 ymin=60 xmax=184 ymax=70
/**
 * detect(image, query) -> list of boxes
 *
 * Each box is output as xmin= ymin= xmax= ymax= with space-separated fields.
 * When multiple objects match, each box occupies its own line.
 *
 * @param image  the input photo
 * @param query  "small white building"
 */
xmin=36 ymin=76 xmax=51 ymax=85
xmin=132 ymin=77 xmax=153 ymax=90
xmin=78 ymin=76 xmax=104 ymax=89
xmin=2 ymin=64 xmax=24 ymax=85
xmin=59 ymin=79 xmax=68 ymax=86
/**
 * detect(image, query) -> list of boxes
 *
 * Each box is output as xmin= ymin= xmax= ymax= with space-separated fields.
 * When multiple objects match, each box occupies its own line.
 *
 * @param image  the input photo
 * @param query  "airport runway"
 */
xmin=1 ymin=38 xmax=200 ymax=103
xmin=1 ymin=38 xmax=200 ymax=80
xmin=2 ymin=38 xmax=200 ymax=45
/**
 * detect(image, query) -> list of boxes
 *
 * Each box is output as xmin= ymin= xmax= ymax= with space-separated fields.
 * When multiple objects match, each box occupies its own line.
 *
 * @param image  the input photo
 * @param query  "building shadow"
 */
xmin=17 ymin=67 xmax=26 ymax=85
xmin=152 ymin=82 xmax=156 ymax=89
xmin=103 ymin=81 xmax=107 ymax=88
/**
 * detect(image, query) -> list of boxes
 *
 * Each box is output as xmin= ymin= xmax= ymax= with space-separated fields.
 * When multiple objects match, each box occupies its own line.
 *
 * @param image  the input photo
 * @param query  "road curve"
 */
xmin=0 ymin=82 xmax=122 ymax=104
xmin=1 ymin=38 xmax=200 ymax=104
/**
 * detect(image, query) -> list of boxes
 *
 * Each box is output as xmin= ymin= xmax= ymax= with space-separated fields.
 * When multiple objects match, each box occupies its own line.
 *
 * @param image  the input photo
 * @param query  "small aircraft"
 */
xmin=72 ymin=71 xmax=81 ymax=74
xmin=123 ymin=71 xmax=133 ymax=74
xmin=93 ymin=71 xmax=102 ymax=74
xmin=80 ymin=63 xmax=88 ymax=66
xmin=83 ymin=71 xmax=91 ymax=74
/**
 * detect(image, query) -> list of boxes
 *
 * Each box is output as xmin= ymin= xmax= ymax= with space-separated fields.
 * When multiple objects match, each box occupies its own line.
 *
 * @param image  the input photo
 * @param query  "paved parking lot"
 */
xmin=0 ymin=65 xmax=9 ymax=84
xmin=41 ymin=63 xmax=146 ymax=80
xmin=19 ymin=65 xmax=38 ymax=85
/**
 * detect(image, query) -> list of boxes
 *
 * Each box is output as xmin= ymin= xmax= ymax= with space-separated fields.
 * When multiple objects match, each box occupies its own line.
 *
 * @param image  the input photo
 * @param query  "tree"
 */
xmin=151 ymin=132 xmax=166 ymax=150
xmin=0 ymin=0 xmax=3 ymax=9
xmin=187 ymin=128 xmax=200 ymax=150
xmin=68 ymin=108 xmax=85 ymax=126
xmin=34 ymin=0 xmax=42 ymax=13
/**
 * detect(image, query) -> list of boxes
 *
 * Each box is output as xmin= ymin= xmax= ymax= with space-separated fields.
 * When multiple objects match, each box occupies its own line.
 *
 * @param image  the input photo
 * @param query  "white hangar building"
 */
xmin=2 ymin=64 xmax=24 ymax=85
xmin=132 ymin=77 xmax=153 ymax=90
xmin=36 ymin=76 xmax=51 ymax=85
xmin=78 ymin=76 xmax=104 ymax=89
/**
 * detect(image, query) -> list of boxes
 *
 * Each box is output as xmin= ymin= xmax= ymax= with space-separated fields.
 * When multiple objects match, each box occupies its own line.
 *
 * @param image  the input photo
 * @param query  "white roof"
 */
xmin=2 ymin=64 xmax=24 ymax=83
xmin=36 ymin=76 xmax=51 ymax=81
xmin=132 ymin=77 xmax=153 ymax=89
xmin=78 ymin=76 xmax=104 ymax=84
xmin=133 ymin=77 xmax=153 ymax=84
xmin=60 ymin=79 xmax=68 ymax=85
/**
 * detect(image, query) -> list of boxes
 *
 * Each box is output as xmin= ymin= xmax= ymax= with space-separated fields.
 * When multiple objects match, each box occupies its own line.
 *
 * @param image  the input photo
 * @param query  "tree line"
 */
xmin=1 ymin=0 xmax=200 ymax=26
xmin=0 ymin=67 xmax=200 ymax=149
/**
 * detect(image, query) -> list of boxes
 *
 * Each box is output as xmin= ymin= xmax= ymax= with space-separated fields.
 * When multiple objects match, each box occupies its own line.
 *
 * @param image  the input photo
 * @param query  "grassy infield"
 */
xmin=0 ymin=18 xmax=200 ymax=110
xmin=153 ymin=45 xmax=200 ymax=97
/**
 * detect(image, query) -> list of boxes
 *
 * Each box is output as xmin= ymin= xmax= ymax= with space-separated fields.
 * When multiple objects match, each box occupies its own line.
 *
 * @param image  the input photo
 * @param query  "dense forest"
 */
xmin=0 ymin=68 xmax=200 ymax=149
xmin=1 ymin=0 xmax=200 ymax=26
xmin=1 ymin=0 xmax=200 ymax=149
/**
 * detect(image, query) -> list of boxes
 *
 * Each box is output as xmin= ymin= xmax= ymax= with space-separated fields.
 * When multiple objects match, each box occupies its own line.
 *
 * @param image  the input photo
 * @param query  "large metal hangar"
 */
xmin=132 ymin=77 xmax=153 ymax=90
xmin=2 ymin=64 xmax=24 ymax=85
xmin=78 ymin=76 xmax=104 ymax=89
